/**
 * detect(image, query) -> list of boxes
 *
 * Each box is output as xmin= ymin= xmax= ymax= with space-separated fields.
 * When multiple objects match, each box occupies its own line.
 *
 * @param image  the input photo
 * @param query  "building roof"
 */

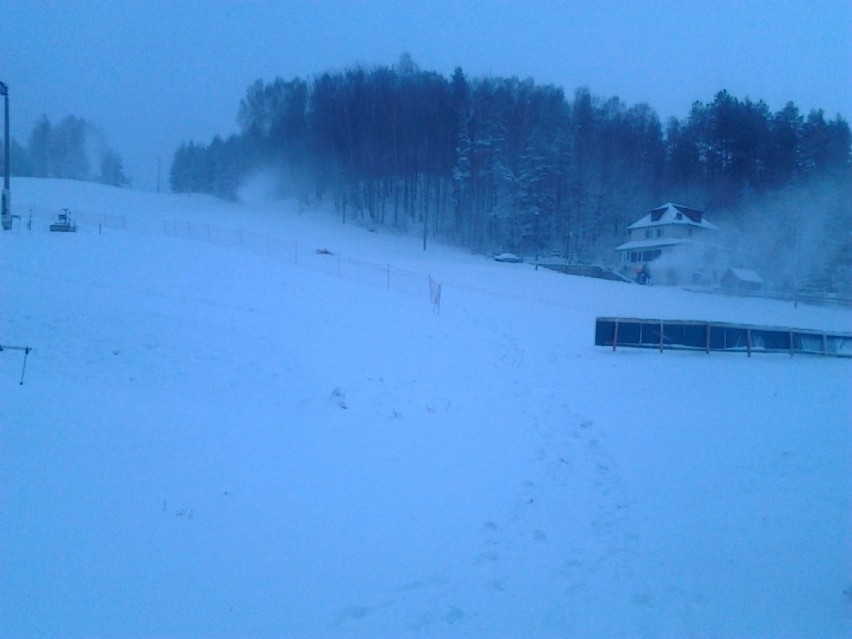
xmin=725 ymin=267 xmax=764 ymax=284
xmin=615 ymin=238 xmax=719 ymax=252
xmin=628 ymin=202 xmax=718 ymax=231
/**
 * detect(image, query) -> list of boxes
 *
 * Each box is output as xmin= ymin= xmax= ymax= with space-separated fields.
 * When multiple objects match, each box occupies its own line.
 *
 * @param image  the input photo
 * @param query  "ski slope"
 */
xmin=1 ymin=178 xmax=850 ymax=638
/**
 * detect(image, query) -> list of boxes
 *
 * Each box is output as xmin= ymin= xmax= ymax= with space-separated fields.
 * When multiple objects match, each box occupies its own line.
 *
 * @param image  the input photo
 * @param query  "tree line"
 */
xmin=172 ymin=58 xmax=846 ymax=260
xmin=3 ymin=114 xmax=129 ymax=187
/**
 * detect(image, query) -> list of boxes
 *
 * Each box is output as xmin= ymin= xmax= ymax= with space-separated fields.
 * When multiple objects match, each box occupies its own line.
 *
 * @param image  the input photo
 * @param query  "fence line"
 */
xmin=18 ymin=207 xmax=442 ymax=310
xmin=159 ymin=217 xmax=441 ymax=310
xmin=687 ymin=285 xmax=852 ymax=309
xmin=22 ymin=206 xmax=128 ymax=231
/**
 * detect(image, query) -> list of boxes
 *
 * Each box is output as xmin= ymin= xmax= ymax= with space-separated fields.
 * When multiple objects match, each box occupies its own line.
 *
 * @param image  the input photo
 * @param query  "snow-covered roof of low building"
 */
xmin=615 ymin=238 xmax=719 ymax=251
xmin=725 ymin=267 xmax=764 ymax=283
xmin=627 ymin=203 xmax=718 ymax=231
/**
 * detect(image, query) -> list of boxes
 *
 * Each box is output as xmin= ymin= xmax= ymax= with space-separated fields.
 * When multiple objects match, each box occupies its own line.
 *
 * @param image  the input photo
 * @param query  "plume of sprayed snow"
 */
xmin=716 ymin=176 xmax=851 ymax=292
xmin=235 ymin=168 xmax=285 ymax=205
xmin=84 ymin=126 xmax=108 ymax=175
xmin=645 ymin=243 xmax=724 ymax=286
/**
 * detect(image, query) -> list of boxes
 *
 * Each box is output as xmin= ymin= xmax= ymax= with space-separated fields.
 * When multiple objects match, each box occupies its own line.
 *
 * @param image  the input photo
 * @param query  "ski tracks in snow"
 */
xmin=465 ymin=405 xmax=658 ymax=634
xmin=463 ymin=318 xmax=659 ymax=634
xmin=328 ymin=320 xmax=660 ymax=635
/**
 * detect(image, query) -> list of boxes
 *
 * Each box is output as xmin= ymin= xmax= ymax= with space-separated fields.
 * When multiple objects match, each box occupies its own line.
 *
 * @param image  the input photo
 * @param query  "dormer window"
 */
xmin=675 ymin=212 xmax=683 ymax=220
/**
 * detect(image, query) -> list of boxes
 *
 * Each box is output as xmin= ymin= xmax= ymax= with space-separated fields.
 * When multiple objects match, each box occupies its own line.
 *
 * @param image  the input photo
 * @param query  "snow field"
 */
xmin=1 ymin=179 xmax=850 ymax=638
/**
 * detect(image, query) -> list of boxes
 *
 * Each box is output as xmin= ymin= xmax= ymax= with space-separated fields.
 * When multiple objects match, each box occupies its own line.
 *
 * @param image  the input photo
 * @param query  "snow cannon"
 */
xmin=50 ymin=209 xmax=77 ymax=232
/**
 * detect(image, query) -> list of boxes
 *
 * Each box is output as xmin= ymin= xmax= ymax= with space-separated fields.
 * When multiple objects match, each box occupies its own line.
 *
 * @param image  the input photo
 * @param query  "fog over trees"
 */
xmin=4 ymin=57 xmax=846 ymax=269
xmin=168 ymin=58 xmax=850 ymax=266
xmin=4 ymin=114 xmax=129 ymax=187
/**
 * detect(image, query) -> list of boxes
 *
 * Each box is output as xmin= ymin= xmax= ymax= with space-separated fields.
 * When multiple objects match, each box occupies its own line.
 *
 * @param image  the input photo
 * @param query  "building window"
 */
xmin=656 ymin=228 xmax=664 ymax=237
xmin=645 ymin=230 xmax=652 ymax=239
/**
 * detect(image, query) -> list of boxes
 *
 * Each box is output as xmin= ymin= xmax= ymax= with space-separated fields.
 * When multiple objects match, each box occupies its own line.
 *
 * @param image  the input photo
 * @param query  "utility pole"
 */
xmin=793 ymin=218 xmax=800 ymax=308
xmin=1 ymin=81 xmax=10 ymax=230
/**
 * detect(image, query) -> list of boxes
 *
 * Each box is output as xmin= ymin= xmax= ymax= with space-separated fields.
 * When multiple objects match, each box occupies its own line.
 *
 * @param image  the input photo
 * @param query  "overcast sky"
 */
xmin=4 ymin=0 xmax=850 ymax=191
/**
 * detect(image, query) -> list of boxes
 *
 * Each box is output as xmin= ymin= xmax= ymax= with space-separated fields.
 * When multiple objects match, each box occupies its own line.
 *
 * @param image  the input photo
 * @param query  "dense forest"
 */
xmin=5 ymin=114 xmax=129 ymax=187
xmin=169 ymin=57 xmax=850 ymax=267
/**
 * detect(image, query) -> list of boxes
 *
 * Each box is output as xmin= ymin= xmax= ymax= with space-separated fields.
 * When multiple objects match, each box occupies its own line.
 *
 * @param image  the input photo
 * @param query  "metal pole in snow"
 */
xmin=1 ymin=81 xmax=11 ymax=229
xmin=2 ymin=344 xmax=32 ymax=384
xmin=19 ymin=347 xmax=30 ymax=385
xmin=2 ymin=83 xmax=8 ymax=192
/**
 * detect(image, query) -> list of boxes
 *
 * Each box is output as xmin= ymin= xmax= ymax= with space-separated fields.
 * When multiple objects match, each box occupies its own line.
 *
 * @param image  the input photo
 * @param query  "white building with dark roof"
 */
xmin=616 ymin=203 xmax=723 ymax=284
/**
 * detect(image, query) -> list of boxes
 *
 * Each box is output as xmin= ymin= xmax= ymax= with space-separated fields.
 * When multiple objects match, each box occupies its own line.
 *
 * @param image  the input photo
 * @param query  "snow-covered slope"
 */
xmin=2 ymin=178 xmax=850 ymax=638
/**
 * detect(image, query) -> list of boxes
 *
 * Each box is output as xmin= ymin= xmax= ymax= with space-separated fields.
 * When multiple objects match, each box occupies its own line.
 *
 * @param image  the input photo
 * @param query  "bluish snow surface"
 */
xmin=1 ymin=178 xmax=850 ymax=638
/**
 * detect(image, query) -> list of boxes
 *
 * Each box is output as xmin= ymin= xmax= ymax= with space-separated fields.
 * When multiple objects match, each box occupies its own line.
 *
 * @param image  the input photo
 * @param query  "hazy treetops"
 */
xmin=166 ymin=59 xmax=849 ymax=267
xmin=9 ymin=114 xmax=128 ymax=187
xmin=3 ymin=57 xmax=848 ymax=287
